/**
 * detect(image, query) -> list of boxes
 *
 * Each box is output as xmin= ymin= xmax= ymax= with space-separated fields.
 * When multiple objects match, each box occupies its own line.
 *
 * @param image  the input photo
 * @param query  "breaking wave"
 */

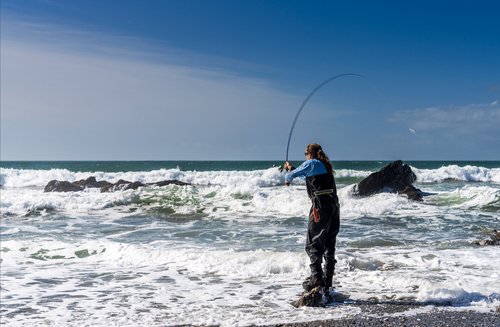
xmin=1 ymin=166 xmax=499 ymax=218
xmin=413 ymin=165 xmax=500 ymax=183
xmin=2 ymin=163 xmax=499 ymax=326
xmin=2 ymin=164 xmax=499 ymax=189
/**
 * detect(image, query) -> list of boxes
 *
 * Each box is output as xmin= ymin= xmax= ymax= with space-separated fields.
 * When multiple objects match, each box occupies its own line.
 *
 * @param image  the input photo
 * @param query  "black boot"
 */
xmin=302 ymin=274 xmax=325 ymax=292
xmin=323 ymin=256 xmax=337 ymax=289
xmin=302 ymin=263 xmax=325 ymax=292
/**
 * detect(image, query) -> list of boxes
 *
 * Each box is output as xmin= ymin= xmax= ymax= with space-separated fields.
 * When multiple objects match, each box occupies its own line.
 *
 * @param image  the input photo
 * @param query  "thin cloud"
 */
xmin=1 ymin=16 xmax=269 ymax=75
xmin=389 ymin=101 xmax=500 ymax=135
xmin=0 ymin=18 xmax=301 ymax=160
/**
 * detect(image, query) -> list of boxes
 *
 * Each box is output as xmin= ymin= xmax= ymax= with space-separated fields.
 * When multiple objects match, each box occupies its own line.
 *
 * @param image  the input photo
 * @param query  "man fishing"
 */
xmin=284 ymin=143 xmax=340 ymax=292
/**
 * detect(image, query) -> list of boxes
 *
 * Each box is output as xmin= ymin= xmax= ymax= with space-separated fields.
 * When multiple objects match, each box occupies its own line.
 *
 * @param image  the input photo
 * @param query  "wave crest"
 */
xmin=414 ymin=165 xmax=500 ymax=183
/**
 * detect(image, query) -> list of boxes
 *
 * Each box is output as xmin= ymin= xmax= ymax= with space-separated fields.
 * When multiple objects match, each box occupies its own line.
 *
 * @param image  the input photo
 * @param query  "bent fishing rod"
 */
xmin=285 ymin=73 xmax=364 ymax=162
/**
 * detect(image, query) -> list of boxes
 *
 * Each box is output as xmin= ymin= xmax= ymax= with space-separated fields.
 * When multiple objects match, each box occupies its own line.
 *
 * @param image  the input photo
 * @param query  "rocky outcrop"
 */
xmin=44 ymin=180 xmax=84 ymax=192
xmin=474 ymin=230 xmax=500 ymax=246
xmin=99 ymin=179 xmax=143 ymax=192
xmin=354 ymin=160 xmax=423 ymax=201
xmin=292 ymin=286 xmax=324 ymax=307
xmin=73 ymin=176 xmax=113 ymax=189
xmin=99 ymin=179 xmax=190 ymax=192
xmin=292 ymin=287 xmax=351 ymax=307
xmin=44 ymin=177 xmax=190 ymax=193
xmin=398 ymin=185 xmax=424 ymax=201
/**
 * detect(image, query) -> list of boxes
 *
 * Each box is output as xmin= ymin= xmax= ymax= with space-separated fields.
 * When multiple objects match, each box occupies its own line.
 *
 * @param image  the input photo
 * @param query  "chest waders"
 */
xmin=303 ymin=172 xmax=340 ymax=291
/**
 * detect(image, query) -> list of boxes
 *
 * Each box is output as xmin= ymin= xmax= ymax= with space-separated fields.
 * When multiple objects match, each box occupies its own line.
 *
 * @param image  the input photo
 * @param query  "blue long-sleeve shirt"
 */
xmin=285 ymin=159 xmax=327 ymax=183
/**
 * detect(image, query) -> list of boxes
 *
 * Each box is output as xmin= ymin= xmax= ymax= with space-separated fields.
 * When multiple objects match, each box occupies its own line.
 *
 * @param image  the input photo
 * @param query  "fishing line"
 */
xmin=285 ymin=73 xmax=364 ymax=161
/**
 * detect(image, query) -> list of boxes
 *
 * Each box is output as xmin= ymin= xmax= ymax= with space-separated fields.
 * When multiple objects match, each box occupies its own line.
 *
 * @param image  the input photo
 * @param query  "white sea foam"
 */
xmin=0 ymin=238 xmax=345 ymax=326
xmin=0 ymin=167 xmax=370 ymax=189
xmin=414 ymin=165 xmax=500 ymax=183
xmin=335 ymin=169 xmax=372 ymax=178
xmin=1 ymin=180 xmax=430 ymax=220
xmin=0 ymin=167 xmax=295 ymax=217
xmin=428 ymin=185 xmax=500 ymax=209
xmin=0 ymin=186 xmax=140 ymax=217
xmin=336 ymin=246 xmax=500 ymax=308
xmin=338 ymin=187 xmax=425 ymax=218
xmin=2 ymin=164 xmax=499 ymax=192
xmin=1 ymin=165 xmax=499 ymax=325
xmin=0 ymin=167 xmax=190 ymax=188
xmin=2 ymin=238 xmax=499 ymax=326
xmin=2 ymin=166 xmax=498 ymax=218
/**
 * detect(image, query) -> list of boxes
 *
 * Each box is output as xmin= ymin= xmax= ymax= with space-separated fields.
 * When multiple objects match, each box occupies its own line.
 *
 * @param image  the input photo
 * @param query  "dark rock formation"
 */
xmin=44 ymin=177 xmax=190 ymax=193
xmin=474 ymin=229 xmax=500 ymax=246
xmin=292 ymin=287 xmax=351 ymax=307
xmin=355 ymin=160 xmax=423 ymax=201
xmin=73 ymin=177 xmax=113 ymax=189
xmin=99 ymin=179 xmax=141 ymax=192
xmin=292 ymin=287 xmax=324 ymax=307
xmin=44 ymin=180 xmax=84 ymax=192
xmin=398 ymin=185 xmax=424 ymax=201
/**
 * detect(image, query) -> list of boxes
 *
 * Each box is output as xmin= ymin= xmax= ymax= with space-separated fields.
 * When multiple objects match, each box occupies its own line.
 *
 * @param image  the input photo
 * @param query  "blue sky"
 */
xmin=1 ymin=0 xmax=499 ymax=160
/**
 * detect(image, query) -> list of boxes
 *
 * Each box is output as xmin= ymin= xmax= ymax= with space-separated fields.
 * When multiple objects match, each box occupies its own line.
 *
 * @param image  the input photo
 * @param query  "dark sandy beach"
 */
xmin=264 ymin=304 xmax=500 ymax=327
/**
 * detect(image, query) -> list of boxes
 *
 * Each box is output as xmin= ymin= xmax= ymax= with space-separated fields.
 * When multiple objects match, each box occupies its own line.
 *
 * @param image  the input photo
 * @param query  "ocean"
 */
xmin=1 ymin=160 xmax=499 ymax=326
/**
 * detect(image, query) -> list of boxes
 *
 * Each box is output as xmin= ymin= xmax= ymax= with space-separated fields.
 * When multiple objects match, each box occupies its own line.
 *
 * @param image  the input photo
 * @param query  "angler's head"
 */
xmin=305 ymin=143 xmax=323 ymax=159
xmin=306 ymin=143 xmax=333 ymax=173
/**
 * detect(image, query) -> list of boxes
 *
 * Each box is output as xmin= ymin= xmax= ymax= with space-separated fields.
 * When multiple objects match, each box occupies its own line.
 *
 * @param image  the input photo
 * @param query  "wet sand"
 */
xmin=264 ymin=304 xmax=500 ymax=327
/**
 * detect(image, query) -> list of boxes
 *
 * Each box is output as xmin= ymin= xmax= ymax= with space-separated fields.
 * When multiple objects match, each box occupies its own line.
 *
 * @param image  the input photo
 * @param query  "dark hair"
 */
xmin=306 ymin=143 xmax=333 ymax=174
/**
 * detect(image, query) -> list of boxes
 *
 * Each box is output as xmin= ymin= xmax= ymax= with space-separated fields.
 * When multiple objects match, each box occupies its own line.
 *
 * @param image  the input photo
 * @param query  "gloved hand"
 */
xmin=283 ymin=161 xmax=293 ymax=171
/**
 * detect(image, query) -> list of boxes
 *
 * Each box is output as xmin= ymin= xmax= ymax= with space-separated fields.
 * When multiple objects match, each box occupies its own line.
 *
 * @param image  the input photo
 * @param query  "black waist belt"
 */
xmin=313 ymin=189 xmax=335 ymax=196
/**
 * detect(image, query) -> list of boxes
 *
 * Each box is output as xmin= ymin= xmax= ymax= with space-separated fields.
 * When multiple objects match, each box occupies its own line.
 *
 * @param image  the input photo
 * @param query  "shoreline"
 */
xmin=263 ymin=304 xmax=500 ymax=327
